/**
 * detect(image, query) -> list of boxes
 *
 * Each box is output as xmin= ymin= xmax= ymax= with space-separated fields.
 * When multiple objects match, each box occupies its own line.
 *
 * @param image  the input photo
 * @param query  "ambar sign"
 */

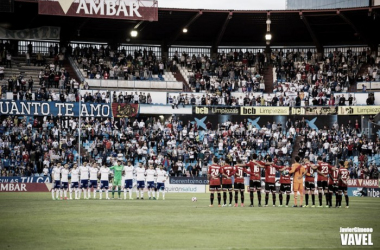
xmin=39 ymin=0 xmax=158 ymax=21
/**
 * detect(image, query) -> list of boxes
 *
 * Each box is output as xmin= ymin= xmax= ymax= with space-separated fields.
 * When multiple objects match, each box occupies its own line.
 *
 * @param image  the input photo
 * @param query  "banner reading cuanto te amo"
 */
xmin=0 ymin=101 xmax=111 ymax=117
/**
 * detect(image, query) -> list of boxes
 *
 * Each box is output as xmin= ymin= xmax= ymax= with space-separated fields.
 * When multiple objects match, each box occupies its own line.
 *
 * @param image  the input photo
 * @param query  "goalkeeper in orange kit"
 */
xmin=289 ymin=156 xmax=306 ymax=207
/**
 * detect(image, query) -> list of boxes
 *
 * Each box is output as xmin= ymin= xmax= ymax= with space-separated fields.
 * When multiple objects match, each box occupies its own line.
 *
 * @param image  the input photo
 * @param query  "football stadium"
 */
xmin=0 ymin=0 xmax=380 ymax=249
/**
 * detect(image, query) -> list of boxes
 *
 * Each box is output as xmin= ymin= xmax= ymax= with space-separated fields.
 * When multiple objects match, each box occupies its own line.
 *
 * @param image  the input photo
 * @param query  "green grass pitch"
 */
xmin=0 ymin=193 xmax=379 ymax=250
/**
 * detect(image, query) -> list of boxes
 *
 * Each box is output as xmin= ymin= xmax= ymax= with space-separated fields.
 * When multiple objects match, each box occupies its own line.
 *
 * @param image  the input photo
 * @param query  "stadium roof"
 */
xmin=2 ymin=2 xmax=380 ymax=49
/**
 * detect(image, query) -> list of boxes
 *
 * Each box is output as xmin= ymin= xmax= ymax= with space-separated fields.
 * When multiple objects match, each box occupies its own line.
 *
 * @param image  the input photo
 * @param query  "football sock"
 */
xmin=106 ymin=190 xmax=109 ymax=199
xmin=64 ymin=190 xmax=67 ymax=198
xmin=229 ymin=192 xmax=233 ymax=204
xmin=240 ymin=191 xmax=244 ymax=204
xmin=55 ymin=190 xmax=59 ymax=199
xmin=286 ymin=194 xmax=290 ymax=206
xmin=210 ymin=193 xmax=214 ymax=205
xmin=250 ymin=191 xmax=254 ymax=205
xmin=234 ymin=191 xmax=238 ymax=204
xmin=136 ymin=190 xmax=139 ymax=198
xmin=325 ymin=193 xmax=329 ymax=206
xmin=312 ymin=194 xmax=315 ymax=205
xmin=152 ymin=190 xmax=155 ymax=198
xmin=93 ymin=190 xmax=96 ymax=199
xmin=51 ymin=190 xmax=55 ymax=199
xmin=148 ymin=190 xmax=151 ymax=198
xmin=60 ymin=190 xmax=63 ymax=198
xmin=335 ymin=194 xmax=339 ymax=207
xmin=217 ymin=193 xmax=221 ymax=205
xmin=305 ymin=194 xmax=309 ymax=205
xmin=318 ymin=193 xmax=322 ymax=206
xmin=100 ymin=190 xmax=103 ymax=199
xmin=162 ymin=190 xmax=165 ymax=199
xmin=83 ymin=189 xmax=87 ymax=198
xmin=140 ymin=190 xmax=143 ymax=198
xmin=69 ymin=190 xmax=72 ymax=199
xmin=300 ymin=193 xmax=303 ymax=206
xmin=112 ymin=187 xmax=115 ymax=198
xmin=117 ymin=188 xmax=121 ymax=198
xmin=345 ymin=195 xmax=349 ymax=206
xmin=223 ymin=192 xmax=227 ymax=205
xmin=257 ymin=191 xmax=261 ymax=205
xmin=265 ymin=193 xmax=269 ymax=205
xmin=272 ymin=193 xmax=276 ymax=205
xmin=79 ymin=189 xmax=82 ymax=199
xmin=279 ymin=193 xmax=283 ymax=205
xmin=129 ymin=190 xmax=132 ymax=199
xmin=124 ymin=190 xmax=127 ymax=199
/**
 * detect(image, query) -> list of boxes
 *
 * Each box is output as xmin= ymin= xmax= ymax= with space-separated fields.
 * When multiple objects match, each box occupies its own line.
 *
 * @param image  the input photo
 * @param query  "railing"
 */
xmin=85 ymin=79 xmax=183 ymax=90
xmin=358 ymin=81 xmax=380 ymax=90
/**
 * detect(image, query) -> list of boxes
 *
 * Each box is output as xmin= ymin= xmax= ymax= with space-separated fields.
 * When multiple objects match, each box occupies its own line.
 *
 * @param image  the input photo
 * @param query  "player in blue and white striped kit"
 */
xmin=69 ymin=164 xmax=80 ymax=200
xmin=99 ymin=165 xmax=111 ymax=200
xmin=123 ymin=160 xmax=135 ymax=200
xmin=79 ymin=162 xmax=90 ymax=199
xmin=146 ymin=165 xmax=157 ymax=200
xmin=156 ymin=165 xmax=168 ymax=200
xmin=52 ymin=163 xmax=62 ymax=200
xmin=135 ymin=162 xmax=146 ymax=199
xmin=89 ymin=163 xmax=99 ymax=199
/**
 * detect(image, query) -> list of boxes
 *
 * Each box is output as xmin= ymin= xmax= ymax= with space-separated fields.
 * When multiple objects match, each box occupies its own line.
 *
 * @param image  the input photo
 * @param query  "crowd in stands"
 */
xmin=72 ymin=45 xmax=167 ymax=81
xmin=0 ymin=113 xmax=378 ymax=181
xmin=271 ymin=48 xmax=379 ymax=104
xmin=174 ymin=50 xmax=266 ymax=94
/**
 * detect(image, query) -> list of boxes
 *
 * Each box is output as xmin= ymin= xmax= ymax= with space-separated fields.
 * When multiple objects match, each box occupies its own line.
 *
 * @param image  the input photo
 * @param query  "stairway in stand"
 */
xmin=63 ymin=59 xmax=81 ymax=83
xmin=291 ymin=135 xmax=303 ymax=163
xmin=174 ymin=69 xmax=192 ymax=92
xmin=263 ymin=64 xmax=274 ymax=93
xmin=351 ymin=63 xmax=369 ymax=92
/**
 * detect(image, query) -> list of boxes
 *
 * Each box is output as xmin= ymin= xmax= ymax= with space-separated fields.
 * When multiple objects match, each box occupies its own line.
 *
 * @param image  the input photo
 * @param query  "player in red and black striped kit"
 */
xmin=245 ymin=154 xmax=265 ymax=207
xmin=304 ymin=157 xmax=318 ymax=207
xmin=328 ymin=163 xmax=340 ymax=208
xmin=338 ymin=161 xmax=350 ymax=208
xmin=220 ymin=158 xmax=235 ymax=207
xmin=207 ymin=157 xmax=221 ymax=207
xmin=316 ymin=156 xmax=335 ymax=207
xmin=277 ymin=165 xmax=292 ymax=207
xmin=233 ymin=159 xmax=247 ymax=207
xmin=257 ymin=157 xmax=278 ymax=207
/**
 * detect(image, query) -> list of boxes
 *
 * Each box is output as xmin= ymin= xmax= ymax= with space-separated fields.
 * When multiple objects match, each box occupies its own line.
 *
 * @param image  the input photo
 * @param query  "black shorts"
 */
xmin=280 ymin=184 xmax=291 ymax=193
xmin=265 ymin=182 xmax=276 ymax=192
xmin=305 ymin=181 xmax=316 ymax=190
xmin=234 ymin=183 xmax=245 ymax=190
xmin=317 ymin=180 xmax=328 ymax=190
xmin=328 ymin=184 xmax=339 ymax=193
xmin=222 ymin=184 xmax=233 ymax=190
xmin=209 ymin=185 xmax=221 ymax=191
xmin=338 ymin=186 xmax=348 ymax=192
xmin=249 ymin=180 xmax=261 ymax=190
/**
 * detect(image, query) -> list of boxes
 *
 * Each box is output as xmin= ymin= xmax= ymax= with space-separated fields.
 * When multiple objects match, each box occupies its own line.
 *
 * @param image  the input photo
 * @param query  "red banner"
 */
xmin=39 ymin=0 xmax=158 ymax=21
xmin=0 ymin=183 xmax=50 ymax=192
xmin=347 ymin=179 xmax=379 ymax=188
xmin=112 ymin=103 xmax=139 ymax=118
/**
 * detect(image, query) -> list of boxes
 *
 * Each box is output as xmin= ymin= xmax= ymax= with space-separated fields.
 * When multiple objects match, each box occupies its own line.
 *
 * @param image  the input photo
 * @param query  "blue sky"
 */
xmin=158 ymin=0 xmax=286 ymax=10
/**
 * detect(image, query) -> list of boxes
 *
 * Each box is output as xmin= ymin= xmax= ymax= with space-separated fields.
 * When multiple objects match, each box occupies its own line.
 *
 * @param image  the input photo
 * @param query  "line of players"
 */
xmin=207 ymin=154 xmax=350 ymax=208
xmin=51 ymin=160 xmax=168 ymax=200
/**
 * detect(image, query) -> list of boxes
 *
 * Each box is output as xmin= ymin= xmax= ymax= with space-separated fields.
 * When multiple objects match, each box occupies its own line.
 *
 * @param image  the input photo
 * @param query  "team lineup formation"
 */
xmin=51 ymin=153 xmax=350 ymax=208
xmin=207 ymin=155 xmax=350 ymax=208
xmin=51 ymin=160 xmax=168 ymax=200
